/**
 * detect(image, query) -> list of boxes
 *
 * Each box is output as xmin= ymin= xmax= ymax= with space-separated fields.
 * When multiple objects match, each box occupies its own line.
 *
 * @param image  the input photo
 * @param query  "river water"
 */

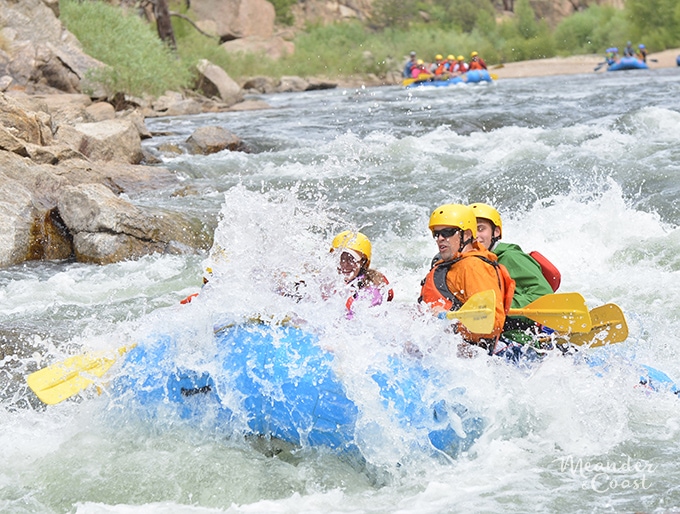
xmin=2 ymin=68 xmax=680 ymax=513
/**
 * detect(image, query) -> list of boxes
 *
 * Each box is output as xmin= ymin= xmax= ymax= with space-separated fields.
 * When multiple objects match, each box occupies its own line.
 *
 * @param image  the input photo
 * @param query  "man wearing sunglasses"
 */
xmin=419 ymin=203 xmax=514 ymax=348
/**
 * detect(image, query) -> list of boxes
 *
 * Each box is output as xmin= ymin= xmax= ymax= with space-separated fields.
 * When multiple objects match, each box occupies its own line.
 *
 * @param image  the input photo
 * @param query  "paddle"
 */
xmin=490 ymin=73 xmax=499 ymax=80
xmin=508 ymin=293 xmax=592 ymax=333
xmin=445 ymin=289 xmax=496 ymax=334
xmin=568 ymin=303 xmax=628 ymax=347
xmin=402 ymin=74 xmax=434 ymax=87
xmin=26 ymin=344 xmax=136 ymax=405
xmin=594 ymin=62 xmax=607 ymax=71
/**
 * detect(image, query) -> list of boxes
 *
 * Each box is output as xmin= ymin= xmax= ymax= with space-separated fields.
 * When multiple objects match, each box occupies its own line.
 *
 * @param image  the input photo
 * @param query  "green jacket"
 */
xmin=493 ymin=242 xmax=553 ymax=308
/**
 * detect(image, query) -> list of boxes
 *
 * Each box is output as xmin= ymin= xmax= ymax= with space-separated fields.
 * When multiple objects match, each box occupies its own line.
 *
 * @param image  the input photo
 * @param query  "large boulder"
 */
xmin=53 ymin=159 xmax=182 ymax=195
xmin=185 ymin=126 xmax=242 ymax=155
xmin=55 ymin=119 xmax=143 ymax=164
xmin=57 ymin=183 xmax=208 ymax=264
xmin=276 ymin=76 xmax=309 ymax=93
xmin=0 ymin=174 xmax=36 ymax=267
xmin=190 ymin=0 xmax=275 ymax=41
xmin=0 ymin=92 xmax=53 ymax=146
xmin=195 ymin=59 xmax=243 ymax=105
xmin=0 ymin=150 xmax=68 ymax=209
xmin=0 ymin=0 xmax=105 ymax=94
xmin=290 ymin=0 xmax=372 ymax=28
xmin=221 ymin=36 xmax=294 ymax=61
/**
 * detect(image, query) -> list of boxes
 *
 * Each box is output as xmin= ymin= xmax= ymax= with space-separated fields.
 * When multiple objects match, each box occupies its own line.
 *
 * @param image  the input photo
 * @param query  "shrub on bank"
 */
xmin=60 ymin=0 xmax=192 ymax=97
xmin=554 ymin=6 xmax=629 ymax=55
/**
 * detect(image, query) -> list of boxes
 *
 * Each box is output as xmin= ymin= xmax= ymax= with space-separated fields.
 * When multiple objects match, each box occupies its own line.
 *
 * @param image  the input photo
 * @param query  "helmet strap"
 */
xmin=490 ymin=224 xmax=501 ymax=248
xmin=460 ymin=231 xmax=474 ymax=252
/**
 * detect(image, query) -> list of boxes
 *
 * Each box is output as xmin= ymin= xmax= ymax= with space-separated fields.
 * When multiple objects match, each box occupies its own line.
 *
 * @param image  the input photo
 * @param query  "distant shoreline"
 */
xmin=490 ymin=48 xmax=680 ymax=80
xmin=332 ymin=48 xmax=680 ymax=89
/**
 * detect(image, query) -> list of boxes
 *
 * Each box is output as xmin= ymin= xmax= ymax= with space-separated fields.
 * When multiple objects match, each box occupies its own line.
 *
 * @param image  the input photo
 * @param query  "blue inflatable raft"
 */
xmin=406 ymin=69 xmax=493 ymax=88
xmin=111 ymin=323 xmax=484 ymax=459
xmin=607 ymin=57 xmax=649 ymax=71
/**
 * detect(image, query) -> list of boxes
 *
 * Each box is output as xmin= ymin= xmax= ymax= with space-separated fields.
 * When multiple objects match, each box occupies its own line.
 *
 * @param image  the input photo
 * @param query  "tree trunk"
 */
xmin=154 ymin=0 xmax=177 ymax=51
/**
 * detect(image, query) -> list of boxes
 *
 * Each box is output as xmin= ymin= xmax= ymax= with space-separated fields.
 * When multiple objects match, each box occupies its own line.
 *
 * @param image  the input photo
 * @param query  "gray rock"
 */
xmin=190 ymin=0 xmax=275 ymax=41
xmin=221 ymin=36 xmax=294 ymax=61
xmin=85 ymin=102 xmax=116 ymax=121
xmin=241 ymin=76 xmax=277 ymax=94
xmin=0 ymin=92 xmax=53 ymax=145
xmin=0 ymin=174 xmax=35 ymax=267
xmin=195 ymin=59 xmax=243 ymax=105
xmin=55 ymin=118 xmax=143 ymax=164
xmin=276 ymin=76 xmax=310 ymax=93
xmin=0 ymin=0 xmax=105 ymax=94
xmin=186 ymin=125 xmax=242 ymax=155
xmin=57 ymin=183 xmax=208 ymax=264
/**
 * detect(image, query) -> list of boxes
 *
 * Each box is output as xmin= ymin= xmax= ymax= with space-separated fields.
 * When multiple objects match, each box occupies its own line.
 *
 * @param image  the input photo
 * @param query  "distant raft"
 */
xmin=404 ymin=69 xmax=493 ymax=88
xmin=607 ymin=57 xmax=649 ymax=71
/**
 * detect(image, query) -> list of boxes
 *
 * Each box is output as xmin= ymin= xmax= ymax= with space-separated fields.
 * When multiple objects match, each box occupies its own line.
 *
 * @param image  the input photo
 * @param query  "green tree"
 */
xmin=515 ymin=0 xmax=538 ymax=39
xmin=625 ymin=0 xmax=680 ymax=49
xmin=554 ymin=5 xmax=621 ymax=54
xmin=269 ymin=0 xmax=297 ymax=26
xmin=497 ymin=0 xmax=555 ymax=61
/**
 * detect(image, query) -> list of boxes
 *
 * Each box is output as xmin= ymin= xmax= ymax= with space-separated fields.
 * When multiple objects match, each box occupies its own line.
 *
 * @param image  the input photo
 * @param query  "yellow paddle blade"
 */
xmin=490 ymin=73 xmax=499 ymax=80
xmin=508 ymin=293 xmax=592 ymax=333
xmin=26 ymin=345 xmax=136 ymax=405
xmin=402 ymin=74 xmax=434 ymax=87
xmin=446 ymin=289 xmax=496 ymax=334
xmin=568 ymin=304 xmax=628 ymax=347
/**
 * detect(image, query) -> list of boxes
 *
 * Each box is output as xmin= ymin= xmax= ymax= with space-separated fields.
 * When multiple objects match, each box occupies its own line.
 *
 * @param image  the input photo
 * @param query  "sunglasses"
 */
xmin=432 ymin=227 xmax=460 ymax=239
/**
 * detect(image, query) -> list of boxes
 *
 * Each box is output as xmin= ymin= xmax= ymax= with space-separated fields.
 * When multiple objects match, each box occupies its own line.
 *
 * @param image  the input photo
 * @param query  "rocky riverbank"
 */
xmin=0 ymin=0 xmax=343 ymax=270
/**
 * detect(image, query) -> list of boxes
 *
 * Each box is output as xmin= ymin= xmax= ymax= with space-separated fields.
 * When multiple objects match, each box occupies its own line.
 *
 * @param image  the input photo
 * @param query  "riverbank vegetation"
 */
xmin=59 ymin=0 xmax=680 ymax=98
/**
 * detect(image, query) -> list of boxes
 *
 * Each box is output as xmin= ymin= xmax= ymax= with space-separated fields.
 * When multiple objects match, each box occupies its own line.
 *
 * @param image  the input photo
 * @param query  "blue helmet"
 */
xmin=639 ymin=44 xmax=646 ymax=49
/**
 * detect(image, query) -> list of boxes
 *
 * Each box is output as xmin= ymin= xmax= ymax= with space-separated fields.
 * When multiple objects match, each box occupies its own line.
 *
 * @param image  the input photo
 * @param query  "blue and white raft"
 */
xmin=111 ymin=323 xmax=484 ymax=459
xmin=607 ymin=57 xmax=649 ymax=71
xmin=406 ymin=69 xmax=493 ymax=88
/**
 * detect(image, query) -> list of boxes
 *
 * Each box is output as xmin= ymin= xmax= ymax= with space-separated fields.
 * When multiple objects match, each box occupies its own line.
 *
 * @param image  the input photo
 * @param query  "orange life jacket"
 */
xmin=419 ymin=251 xmax=515 ymax=342
xmin=419 ymin=254 xmax=514 ymax=312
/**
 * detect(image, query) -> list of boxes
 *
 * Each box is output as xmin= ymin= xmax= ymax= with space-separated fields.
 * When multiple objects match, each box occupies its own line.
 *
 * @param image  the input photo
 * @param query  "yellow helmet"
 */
xmin=457 ymin=55 xmax=465 ymax=61
xmin=428 ymin=204 xmax=477 ymax=238
xmin=435 ymin=54 xmax=443 ymax=60
xmin=416 ymin=59 xmax=424 ymax=65
xmin=471 ymin=51 xmax=478 ymax=57
xmin=331 ymin=231 xmax=372 ymax=266
xmin=447 ymin=54 xmax=455 ymax=60
xmin=469 ymin=203 xmax=502 ymax=238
